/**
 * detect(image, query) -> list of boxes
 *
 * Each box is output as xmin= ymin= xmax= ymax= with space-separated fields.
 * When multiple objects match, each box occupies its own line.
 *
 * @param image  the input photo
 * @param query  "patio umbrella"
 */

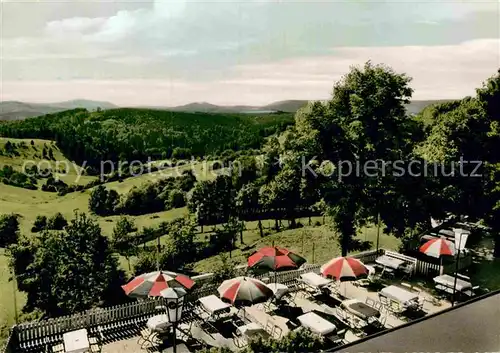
xmin=321 ymin=257 xmax=369 ymax=296
xmin=218 ymin=276 xmax=273 ymax=306
xmin=419 ymin=237 xmax=455 ymax=258
xmin=320 ymin=257 xmax=369 ymax=281
xmin=419 ymin=237 xmax=456 ymax=275
xmin=248 ymin=246 xmax=306 ymax=271
xmin=248 ymin=246 xmax=306 ymax=283
xmin=121 ymin=270 xmax=195 ymax=298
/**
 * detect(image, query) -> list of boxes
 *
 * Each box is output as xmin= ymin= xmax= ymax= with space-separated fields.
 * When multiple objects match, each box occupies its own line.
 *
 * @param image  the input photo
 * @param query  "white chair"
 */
xmin=389 ymin=300 xmax=403 ymax=315
xmin=379 ymin=295 xmax=390 ymax=307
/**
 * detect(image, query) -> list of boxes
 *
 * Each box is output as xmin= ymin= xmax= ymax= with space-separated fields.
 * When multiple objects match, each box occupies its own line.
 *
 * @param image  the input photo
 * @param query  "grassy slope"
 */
xmin=0 ymin=137 xmax=96 ymax=186
xmin=0 ymin=144 xmax=216 ymax=335
xmin=193 ymin=219 xmax=401 ymax=273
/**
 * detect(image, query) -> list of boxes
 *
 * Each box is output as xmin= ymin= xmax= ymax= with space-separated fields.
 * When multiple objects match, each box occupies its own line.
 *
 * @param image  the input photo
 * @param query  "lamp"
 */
xmin=451 ymin=229 xmax=470 ymax=306
xmin=161 ymin=287 xmax=187 ymax=353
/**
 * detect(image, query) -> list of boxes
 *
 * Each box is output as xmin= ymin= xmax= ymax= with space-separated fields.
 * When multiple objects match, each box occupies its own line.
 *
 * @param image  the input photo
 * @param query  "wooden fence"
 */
xmin=414 ymin=251 xmax=473 ymax=277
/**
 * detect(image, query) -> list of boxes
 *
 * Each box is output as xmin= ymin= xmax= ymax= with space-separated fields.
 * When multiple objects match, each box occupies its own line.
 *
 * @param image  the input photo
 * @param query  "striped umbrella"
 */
xmin=248 ymin=246 xmax=306 ymax=272
xmin=419 ymin=238 xmax=456 ymax=258
xmin=121 ymin=271 xmax=195 ymax=298
xmin=218 ymin=277 xmax=273 ymax=306
xmin=420 ymin=238 xmax=456 ymax=275
xmin=320 ymin=257 xmax=369 ymax=282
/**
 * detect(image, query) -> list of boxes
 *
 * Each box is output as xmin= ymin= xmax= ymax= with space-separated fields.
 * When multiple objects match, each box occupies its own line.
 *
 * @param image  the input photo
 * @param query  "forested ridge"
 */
xmin=0 ymin=108 xmax=293 ymax=171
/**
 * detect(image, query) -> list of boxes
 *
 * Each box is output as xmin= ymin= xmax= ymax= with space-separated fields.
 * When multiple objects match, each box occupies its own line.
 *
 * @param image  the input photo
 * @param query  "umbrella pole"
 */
xmin=439 ymin=256 xmax=443 ymax=276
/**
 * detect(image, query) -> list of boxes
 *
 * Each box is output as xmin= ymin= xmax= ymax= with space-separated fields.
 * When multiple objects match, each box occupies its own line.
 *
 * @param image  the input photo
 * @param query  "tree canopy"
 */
xmin=9 ymin=212 xmax=125 ymax=316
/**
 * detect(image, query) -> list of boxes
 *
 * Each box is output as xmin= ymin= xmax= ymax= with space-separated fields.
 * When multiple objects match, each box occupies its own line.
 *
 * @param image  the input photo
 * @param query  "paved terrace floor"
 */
xmin=99 ymin=282 xmax=451 ymax=353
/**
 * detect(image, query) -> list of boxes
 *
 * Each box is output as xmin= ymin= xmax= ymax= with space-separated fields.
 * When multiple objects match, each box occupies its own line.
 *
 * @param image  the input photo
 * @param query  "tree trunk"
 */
xmin=308 ymin=216 xmax=311 ymax=226
xmin=201 ymin=224 xmax=204 ymax=233
xmin=258 ymin=220 xmax=264 ymax=237
xmin=275 ymin=219 xmax=279 ymax=231
xmin=240 ymin=229 xmax=244 ymax=244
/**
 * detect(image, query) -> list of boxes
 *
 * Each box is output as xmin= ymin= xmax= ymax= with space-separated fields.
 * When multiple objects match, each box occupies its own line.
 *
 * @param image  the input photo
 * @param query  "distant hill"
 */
xmin=164 ymin=99 xmax=454 ymax=115
xmin=166 ymin=100 xmax=306 ymax=113
xmin=405 ymin=100 xmax=456 ymax=115
xmin=1 ymin=98 xmax=455 ymax=121
xmin=0 ymin=100 xmax=117 ymax=121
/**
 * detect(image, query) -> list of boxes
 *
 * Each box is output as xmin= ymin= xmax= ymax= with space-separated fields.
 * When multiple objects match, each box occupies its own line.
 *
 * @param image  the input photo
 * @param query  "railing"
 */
xmin=414 ymin=251 xmax=473 ymax=277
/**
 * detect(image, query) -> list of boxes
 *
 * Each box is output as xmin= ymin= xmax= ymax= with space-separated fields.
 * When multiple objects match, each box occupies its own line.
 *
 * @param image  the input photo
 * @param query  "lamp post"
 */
xmin=161 ymin=287 xmax=187 ymax=353
xmin=451 ymin=229 xmax=470 ymax=306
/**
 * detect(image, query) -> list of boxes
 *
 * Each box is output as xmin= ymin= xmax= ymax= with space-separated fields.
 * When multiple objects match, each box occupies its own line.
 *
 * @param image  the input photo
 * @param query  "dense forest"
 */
xmin=0 ymin=108 xmax=294 ymax=172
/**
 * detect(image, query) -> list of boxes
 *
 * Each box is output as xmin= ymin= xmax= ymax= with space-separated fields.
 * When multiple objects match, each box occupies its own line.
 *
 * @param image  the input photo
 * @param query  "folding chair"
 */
xmin=365 ymin=298 xmax=376 ymax=307
xmin=379 ymin=295 xmax=389 ymax=307
xmin=389 ymin=300 xmax=403 ymax=316
xmin=50 ymin=344 xmax=64 ymax=353
xmin=274 ymin=325 xmax=283 ymax=339
xmin=136 ymin=324 xmax=157 ymax=350
xmin=88 ymin=336 xmax=101 ymax=353
xmin=336 ymin=307 xmax=348 ymax=322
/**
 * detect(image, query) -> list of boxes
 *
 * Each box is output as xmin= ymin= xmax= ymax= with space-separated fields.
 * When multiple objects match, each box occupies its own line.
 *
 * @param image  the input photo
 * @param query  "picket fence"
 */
xmin=2 ymin=248 xmax=469 ymax=353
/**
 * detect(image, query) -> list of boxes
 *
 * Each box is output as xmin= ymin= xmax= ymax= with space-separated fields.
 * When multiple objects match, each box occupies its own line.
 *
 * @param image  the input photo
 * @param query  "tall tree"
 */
xmin=286 ymin=62 xmax=415 ymax=255
xmin=9 ymin=212 xmax=124 ymax=316
xmin=0 ymin=214 xmax=20 ymax=248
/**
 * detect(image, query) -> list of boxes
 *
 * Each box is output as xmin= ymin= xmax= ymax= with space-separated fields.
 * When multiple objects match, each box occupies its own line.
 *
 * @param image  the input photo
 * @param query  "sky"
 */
xmin=1 ymin=0 xmax=499 ymax=106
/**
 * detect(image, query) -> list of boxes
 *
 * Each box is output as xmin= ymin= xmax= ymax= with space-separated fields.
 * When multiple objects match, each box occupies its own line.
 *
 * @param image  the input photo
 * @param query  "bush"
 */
xmin=211 ymin=254 xmax=236 ymax=285
xmin=0 ymin=214 xmax=19 ymax=247
xmin=32 ymin=215 xmax=48 ymax=232
xmin=48 ymin=213 xmax=68 ymax=230
xmin=168 ymin=189 xmax=186 ymax=209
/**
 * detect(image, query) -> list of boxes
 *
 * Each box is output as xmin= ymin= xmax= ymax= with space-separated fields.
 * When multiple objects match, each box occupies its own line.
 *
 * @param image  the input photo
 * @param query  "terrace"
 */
xmin=3 ymin=234 xmax=486 ymax=353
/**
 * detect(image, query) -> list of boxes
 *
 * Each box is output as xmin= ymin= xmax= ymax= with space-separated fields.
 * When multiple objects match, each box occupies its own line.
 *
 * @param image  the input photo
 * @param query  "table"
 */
xmin=63 ymin=329 xmax=89 ymax=353
xmin=198 ymin=295 xmax=231 ymax=317
xmin=375 ymin=255 xmax=405 ymax=270
xmin=433 ymin=274 xmax=472 ymax=292
xmin=297 ymin=312 xmax=337 ymax=336
xmin=341 ymin=299 xmax=380 ymax=320
xmin=300 ymin=272 xmax=332 ymax=289
xmin=380 ymin=285 xmax=419 ymax=305
xmin=147 ymin=314 xmax=171 ymax=332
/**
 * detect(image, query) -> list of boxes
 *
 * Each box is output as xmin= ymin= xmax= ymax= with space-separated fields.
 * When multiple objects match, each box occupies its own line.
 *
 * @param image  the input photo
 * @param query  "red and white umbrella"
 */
xmin=248 ymin=246 xmax=306 ymax=271
xmin=419 ymin=238 xmax=456 ymax=258
xmin=122 ymin=271 xmax=195 ymax=298
xmin=217 ymin=277 xmax=273 ymax=306
xmin=420 ymin=237 xmax=456 ymax=275
xmin=320 ymin=257 xmax=369 ymax=281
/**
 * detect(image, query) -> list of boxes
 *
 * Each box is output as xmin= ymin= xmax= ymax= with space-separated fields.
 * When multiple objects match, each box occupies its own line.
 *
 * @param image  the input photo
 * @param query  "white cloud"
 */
xmin=3 ymin=39 xmax=499 ymax=106
xmin=45 ymin=17 xmax=107 ymax=37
